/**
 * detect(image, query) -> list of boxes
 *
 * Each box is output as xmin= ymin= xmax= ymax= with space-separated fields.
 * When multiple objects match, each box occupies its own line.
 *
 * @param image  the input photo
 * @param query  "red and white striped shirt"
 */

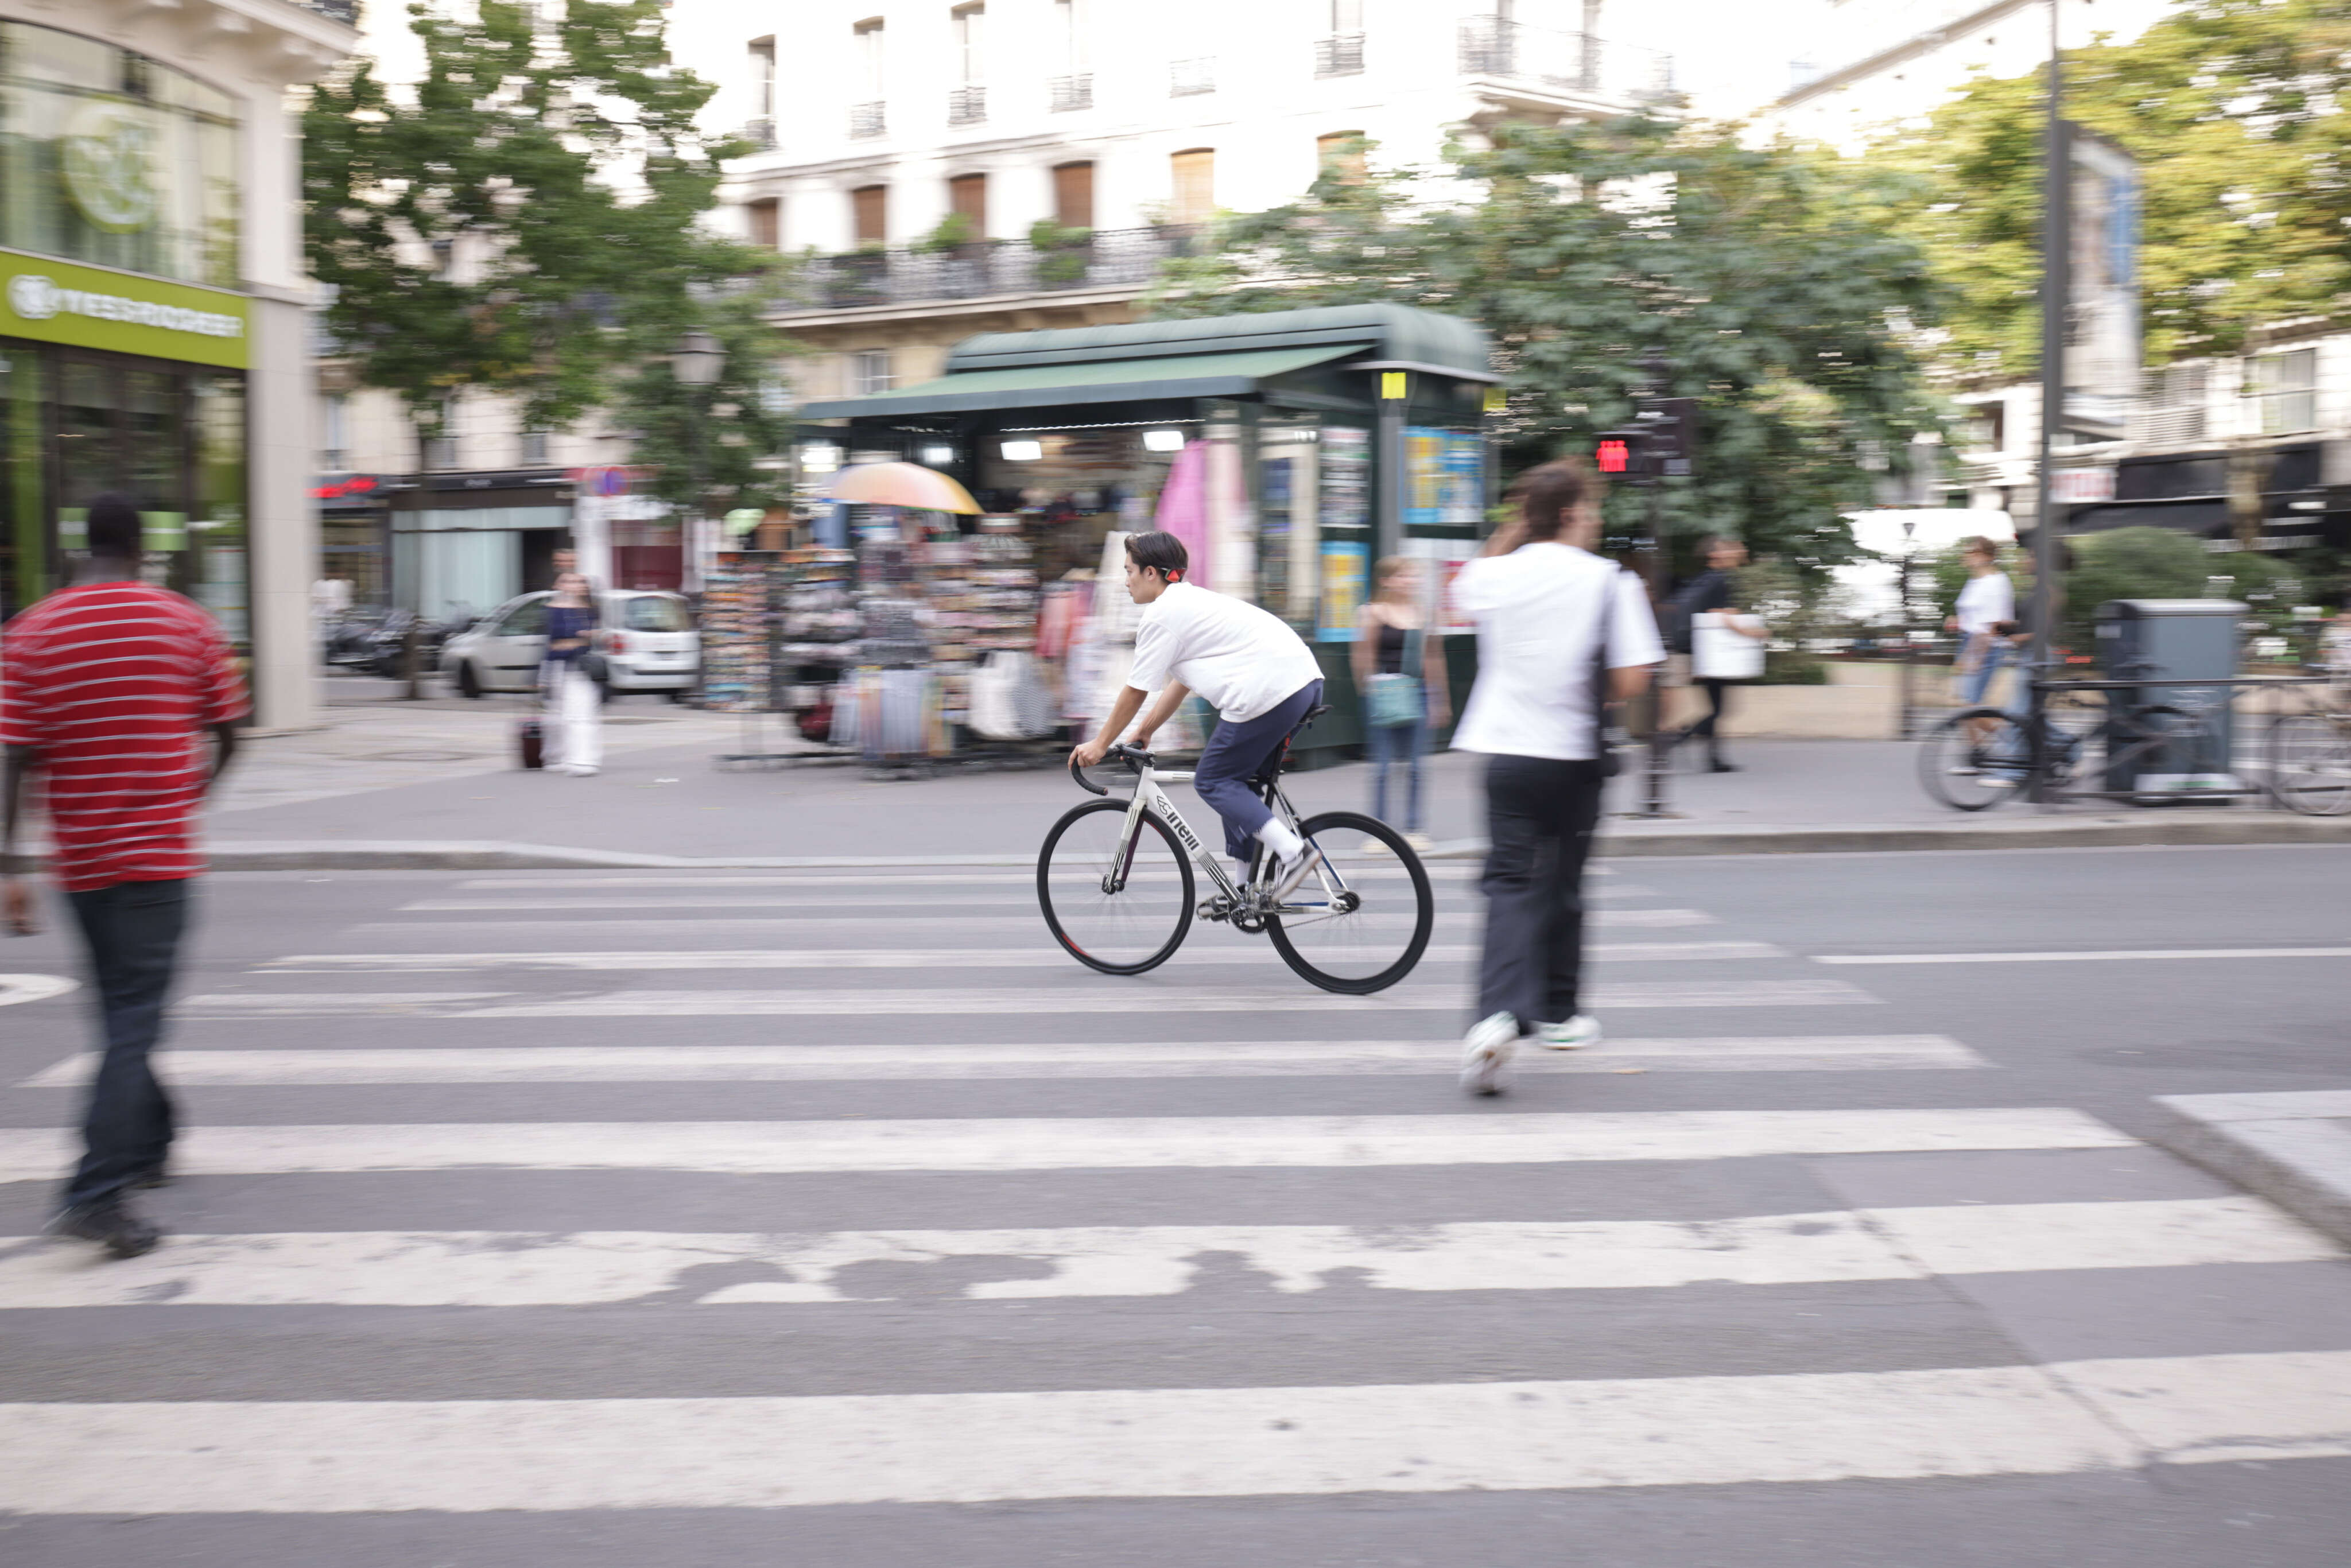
xmin=0 ymin=582 xmax=248 ymax=893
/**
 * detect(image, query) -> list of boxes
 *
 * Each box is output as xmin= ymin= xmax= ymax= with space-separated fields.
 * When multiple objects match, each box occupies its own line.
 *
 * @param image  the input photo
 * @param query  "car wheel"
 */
xmin=457 ymin=661 xmax=484 ymax=700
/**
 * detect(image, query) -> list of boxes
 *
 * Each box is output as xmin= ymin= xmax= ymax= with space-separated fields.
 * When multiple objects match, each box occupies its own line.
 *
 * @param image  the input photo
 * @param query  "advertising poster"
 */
xmin=1318 ymin=540 xmax=1368 ymax=643
xmin=1440 ymin=433 xmax=1485 ymax=526
xmin=1404 ymin=427 xmax=1446 ymax=529
xmin=2066 ymin=127 xmax=2141 ymax=440
xmin=1318 ymin=425 xmax=1369 ymax=530
xmin=1407 ymin=535 xmax=1479 ymax=634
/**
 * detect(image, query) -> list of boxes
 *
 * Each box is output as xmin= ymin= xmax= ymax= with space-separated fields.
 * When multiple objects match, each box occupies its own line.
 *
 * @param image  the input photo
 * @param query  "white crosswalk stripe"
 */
xmin=8 ymin=861 xmax=2344 ymax=1535
xmin=18 ymin=1034 xmax=1987 ymax=1087
xmin=0 ymin=1200 xmax=2328 ymax=1309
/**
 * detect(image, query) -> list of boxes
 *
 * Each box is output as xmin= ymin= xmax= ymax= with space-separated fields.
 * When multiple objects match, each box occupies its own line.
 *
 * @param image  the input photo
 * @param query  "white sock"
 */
xmin=1256 ymin=818 xmax=1305 ymax=862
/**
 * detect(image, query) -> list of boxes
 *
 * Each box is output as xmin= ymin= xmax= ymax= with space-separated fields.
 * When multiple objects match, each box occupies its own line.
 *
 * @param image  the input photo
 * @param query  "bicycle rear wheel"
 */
xmin=1266 ymin=811 xmax=1434 ymax=995
xmin=1918 ymin=709 xmax=2032 ymax=810
xmin=2268 ymin=713 xmax=2351 ymax=816
xmin=1037 ymin=798 xmax=1194 ymax=975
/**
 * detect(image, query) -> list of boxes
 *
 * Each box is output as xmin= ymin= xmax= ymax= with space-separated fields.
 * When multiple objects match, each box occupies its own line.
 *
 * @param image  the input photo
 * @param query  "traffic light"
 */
xmin=1639 ymin=398 xmax=1698 ymax=479
xmin=1595 ymin=431 xmax=1645 ymax=478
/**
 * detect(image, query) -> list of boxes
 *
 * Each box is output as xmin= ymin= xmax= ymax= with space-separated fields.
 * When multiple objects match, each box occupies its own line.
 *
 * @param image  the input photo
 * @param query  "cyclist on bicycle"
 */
xmin=1070 ymin=531 xmax=1327 ymax=880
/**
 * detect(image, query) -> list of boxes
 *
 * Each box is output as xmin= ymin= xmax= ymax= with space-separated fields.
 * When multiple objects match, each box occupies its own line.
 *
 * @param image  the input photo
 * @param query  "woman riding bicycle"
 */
xmin=1069 ymin=531 xmax=1326 ymax=880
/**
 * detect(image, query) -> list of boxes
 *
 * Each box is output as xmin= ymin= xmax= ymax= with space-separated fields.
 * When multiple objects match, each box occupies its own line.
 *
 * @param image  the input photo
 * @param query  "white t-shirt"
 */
xmin=1954 ymin=572 xmax=2015 ymax=638
xmin=1126 ymin=580 xmax=1324 ymax=723
xmin=1450 ymin=542 xmax=1665 ymax=762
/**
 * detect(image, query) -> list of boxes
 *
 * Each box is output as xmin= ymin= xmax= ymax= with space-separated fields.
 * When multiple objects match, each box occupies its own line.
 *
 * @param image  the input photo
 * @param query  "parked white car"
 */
xmin=441 ymin=591 xmax=700 ymax=699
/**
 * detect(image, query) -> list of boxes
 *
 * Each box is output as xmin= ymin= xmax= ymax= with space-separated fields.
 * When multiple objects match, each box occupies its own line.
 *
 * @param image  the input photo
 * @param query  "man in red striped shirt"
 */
xmin=2 ymin=494 xmax=246 ymax=1258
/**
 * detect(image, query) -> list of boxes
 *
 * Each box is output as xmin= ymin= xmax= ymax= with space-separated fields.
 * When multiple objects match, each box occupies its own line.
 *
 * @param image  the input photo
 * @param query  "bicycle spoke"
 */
xmin=1038 ymin=801 xmax=1193 ymax=974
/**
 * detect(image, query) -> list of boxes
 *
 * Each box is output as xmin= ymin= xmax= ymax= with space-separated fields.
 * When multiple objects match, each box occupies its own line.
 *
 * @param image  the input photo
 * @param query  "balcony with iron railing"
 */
xmin=295 ymin=0 xmax=358 ymax=24
xmin=1049 ymin=72 xmax=1093 ymax=111
xmin=1457 ymin=15 xmax=1673 ymax=103
xmin=777 ymin=225 xmax=1204 ymax=317
xmin=1316 ymin=33 xmax=1365 ymax=77
xmin=948 ymin=86 xmax=987 ymax=126
xmin=849 ymin=101 xmax=887 ymax=139
xmin=738 ymin=118 xmax=777 ymax=152
xmin=1170 ymin=57 xmax=1216 ymax=96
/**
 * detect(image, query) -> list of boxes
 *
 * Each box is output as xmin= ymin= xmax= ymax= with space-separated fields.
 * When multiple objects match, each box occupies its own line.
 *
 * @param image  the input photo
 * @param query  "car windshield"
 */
xmin=496 ymin=599 xmax=548 ymax=636
xmin=623 ymin=596 xmax=690 ymax=632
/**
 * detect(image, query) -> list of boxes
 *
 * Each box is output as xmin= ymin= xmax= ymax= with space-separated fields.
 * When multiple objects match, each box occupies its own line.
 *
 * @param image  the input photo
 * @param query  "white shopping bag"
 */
xmin=1692 ymin=613 xmax=1766 ymax=680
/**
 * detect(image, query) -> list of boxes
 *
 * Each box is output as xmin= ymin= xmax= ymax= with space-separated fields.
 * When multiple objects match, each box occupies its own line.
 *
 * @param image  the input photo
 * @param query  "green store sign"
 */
xmin=0 ymin=247 xmax=247 ymax=369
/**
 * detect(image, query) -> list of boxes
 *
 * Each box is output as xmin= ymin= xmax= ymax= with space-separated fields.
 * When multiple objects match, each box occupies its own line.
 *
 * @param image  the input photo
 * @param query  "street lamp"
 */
xmin=669 ymin=330 xmax=727 ymax=591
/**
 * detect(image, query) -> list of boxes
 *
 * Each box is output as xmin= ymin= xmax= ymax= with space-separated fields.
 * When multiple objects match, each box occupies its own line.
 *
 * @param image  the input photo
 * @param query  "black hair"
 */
xmin=84 ymin=493 xmax=141 ymax=561
xmin=1124 ymin=530 xmax=1188 ymax=580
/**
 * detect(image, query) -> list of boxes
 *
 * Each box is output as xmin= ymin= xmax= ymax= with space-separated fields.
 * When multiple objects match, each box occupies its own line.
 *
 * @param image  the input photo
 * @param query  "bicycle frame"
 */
xmin=1101 ymin=755 xmax=1344 ymax=915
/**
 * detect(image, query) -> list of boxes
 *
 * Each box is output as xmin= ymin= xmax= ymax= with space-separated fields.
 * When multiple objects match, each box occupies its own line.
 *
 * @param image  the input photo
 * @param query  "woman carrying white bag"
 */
xmin=1670 ymin=535 xmax=1767 ymax=773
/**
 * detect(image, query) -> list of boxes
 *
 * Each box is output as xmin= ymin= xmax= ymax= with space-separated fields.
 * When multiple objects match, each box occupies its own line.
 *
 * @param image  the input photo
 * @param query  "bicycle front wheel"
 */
xmin=1037 ymin=798 xmax=1195 ymax=975
xmin=1918 ymin=709 xmax=2032 ymax=811
xmin=2268 ymin=713 xmax=2351 ymax=816
xmin=1267 ymin=811 xmax=1434 ymax=995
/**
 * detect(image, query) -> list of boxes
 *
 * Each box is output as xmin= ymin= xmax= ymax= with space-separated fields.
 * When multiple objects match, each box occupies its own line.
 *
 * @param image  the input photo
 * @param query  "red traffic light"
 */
xmin=1596 ymin=438 xmax=1631 ymax=474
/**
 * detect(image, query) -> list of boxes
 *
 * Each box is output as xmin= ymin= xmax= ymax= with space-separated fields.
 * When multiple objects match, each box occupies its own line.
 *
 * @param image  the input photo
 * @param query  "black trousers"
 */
xmin=1477 ymin=755 xmax=1606 ymax=1030
xmin=61 ymin=878 xmax=191 ymax=1210
xmin=1687 ymin=680 xmax=1732 ymax=752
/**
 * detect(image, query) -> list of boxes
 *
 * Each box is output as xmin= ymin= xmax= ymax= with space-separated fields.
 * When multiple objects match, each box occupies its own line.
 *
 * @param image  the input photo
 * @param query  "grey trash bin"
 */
xmin=2093 ymin=599 xmax=2243 ymax=795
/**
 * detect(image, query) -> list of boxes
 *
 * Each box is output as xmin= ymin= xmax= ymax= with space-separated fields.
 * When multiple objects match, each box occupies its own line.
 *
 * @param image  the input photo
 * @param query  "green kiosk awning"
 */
xmin=797 ymin=344 xmax=1358 ymax=420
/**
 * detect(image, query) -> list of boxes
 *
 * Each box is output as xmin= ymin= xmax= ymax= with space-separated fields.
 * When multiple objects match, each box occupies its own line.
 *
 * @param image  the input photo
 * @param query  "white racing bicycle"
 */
xmin=1038 ymin=713 xmax=1434 ymax=995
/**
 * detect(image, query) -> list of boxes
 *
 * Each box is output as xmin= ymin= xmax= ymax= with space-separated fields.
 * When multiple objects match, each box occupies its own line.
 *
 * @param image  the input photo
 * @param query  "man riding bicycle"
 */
xmin=1070 ymin=531 xmax=1327 ymax=882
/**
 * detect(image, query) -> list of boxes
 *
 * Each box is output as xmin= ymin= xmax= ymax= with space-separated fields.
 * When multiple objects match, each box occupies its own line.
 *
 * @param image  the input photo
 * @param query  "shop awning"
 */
xmin=797 ymin=344 xmax=1360 ymax=420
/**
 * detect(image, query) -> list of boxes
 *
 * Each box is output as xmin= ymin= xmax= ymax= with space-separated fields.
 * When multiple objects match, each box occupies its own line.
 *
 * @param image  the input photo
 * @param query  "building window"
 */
xmin=2140 ymin=364 xmax=2207 ymax=445
xmin=1170 ymin=148 xmax=1215 ymax=224
xmin=519 ymin=429 xmax=550 ymax=466
xmin=852 ymin=184 xmax=889 ymax=244
xmin=1050 ymin=0 xmax=1091 ymax=108
xmin=1053 ymin=161 xmax=1095 ymax=230
xmin=746 ymin=36 xmax=776 ymax=147
xmin=1960 ymin=400 xmax=2005 ymax=454
xmin=948 ymin=173 xmax=988 ymax=238
xmin=322 ymin=394 xmax=349 ymax=471
xmin=1318 ymin=1 xmax=1364 ymax=75
xmin=2251 ymin=348 xmax=2317 ymax=435
xmin=948 ymin=3 xmax=987 ymax=123
xmin=1171 ymin=56 xmax=1216 ymax=96
xmin=852 ymin=350 xmax=895 ymax=395
xmin=423 ymin=399 xmax=459 ymax=470
xmin=747 ymin=197 xmax=781 ymax=249
xmin=851 ymin=18 xmax=886 ymax=136
xmin=1316 ymin=131 xmax=1367 ymax=185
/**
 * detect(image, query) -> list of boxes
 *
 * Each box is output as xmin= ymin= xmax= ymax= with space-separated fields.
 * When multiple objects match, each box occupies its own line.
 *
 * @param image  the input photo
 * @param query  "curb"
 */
xmin=2149 ymin=1090 xmax=2351 ymax=1247
xmin=200 ymin=815 xmax=2351 ymax=872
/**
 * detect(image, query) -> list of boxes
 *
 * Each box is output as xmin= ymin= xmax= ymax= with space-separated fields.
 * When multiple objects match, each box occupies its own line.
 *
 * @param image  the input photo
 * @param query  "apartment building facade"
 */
xmin=676 ymin=1 xmax=1671 ymax=406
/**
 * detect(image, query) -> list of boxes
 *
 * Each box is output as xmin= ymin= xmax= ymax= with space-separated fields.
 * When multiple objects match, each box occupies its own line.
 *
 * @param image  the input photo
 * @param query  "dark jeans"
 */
xmin=1477 ymin=755 xmax=1605 ymax=1030
xmin=61 ymin=878 xmax=191 ymax=1210
xmin=1687 ymin=680 xmax=1732 ymax=756
xmin=1193 ymin=679 xmax=1323 ymax=859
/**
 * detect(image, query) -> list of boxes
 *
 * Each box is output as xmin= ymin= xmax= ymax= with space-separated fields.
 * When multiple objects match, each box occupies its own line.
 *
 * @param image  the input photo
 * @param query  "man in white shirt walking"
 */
xmin=1072 ymin=531 xmax=1326 ymax=878
xmin=1450 ymin=459 xmax=1664 ymax=1094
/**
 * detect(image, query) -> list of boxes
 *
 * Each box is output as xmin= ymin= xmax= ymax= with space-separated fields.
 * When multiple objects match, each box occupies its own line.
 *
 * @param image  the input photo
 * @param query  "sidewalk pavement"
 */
xmin=2154 ymin=1092 xmax=2351 ymax=1247
xmin=181 ymin=674 xmax=2351 ymax=870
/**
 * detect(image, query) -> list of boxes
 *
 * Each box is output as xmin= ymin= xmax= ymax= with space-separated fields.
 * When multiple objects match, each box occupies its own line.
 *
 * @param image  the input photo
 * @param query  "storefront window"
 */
xmin=191 ymin=371 xmax=246 ymax=643
xmin=0 ymin=345 xmax=40 ymax=616
xmin=0 ymin=21 xmax=240 ymax=288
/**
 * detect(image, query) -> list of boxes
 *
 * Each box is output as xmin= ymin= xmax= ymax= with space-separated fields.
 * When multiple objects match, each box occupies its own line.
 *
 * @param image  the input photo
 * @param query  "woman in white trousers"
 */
xmin=542 ymin=572 xmax=604 ymax=777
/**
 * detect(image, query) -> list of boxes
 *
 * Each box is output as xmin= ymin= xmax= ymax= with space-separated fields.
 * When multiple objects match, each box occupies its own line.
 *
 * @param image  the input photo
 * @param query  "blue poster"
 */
xmin=1317 ymin=540 xmax=1368 ymax=643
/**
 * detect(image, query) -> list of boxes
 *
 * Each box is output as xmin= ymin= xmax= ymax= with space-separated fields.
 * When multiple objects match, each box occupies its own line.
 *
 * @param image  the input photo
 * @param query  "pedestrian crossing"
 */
xmin=5 ymin=861 xmax=2348 ymax=1538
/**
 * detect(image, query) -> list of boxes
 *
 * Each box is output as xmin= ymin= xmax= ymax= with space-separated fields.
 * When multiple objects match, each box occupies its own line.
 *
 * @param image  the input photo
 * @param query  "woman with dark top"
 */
xmin=1351 ymin=556 xmax=1452 ymax=850
xmin=542 ymin=571 xmax=603 ymax=777
xmin=1669 ymin=535 xmax=1762 ymax=773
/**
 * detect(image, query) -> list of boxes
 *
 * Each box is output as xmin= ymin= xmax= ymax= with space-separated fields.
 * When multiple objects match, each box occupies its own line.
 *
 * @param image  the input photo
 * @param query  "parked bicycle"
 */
xmin=1037 ymin=712 xmax=1434 ymax=995
xmin=1917 ymin=663 xmax=2228 ymax=810
xmin=2263 ymin=681 xmax=2351 ymax=817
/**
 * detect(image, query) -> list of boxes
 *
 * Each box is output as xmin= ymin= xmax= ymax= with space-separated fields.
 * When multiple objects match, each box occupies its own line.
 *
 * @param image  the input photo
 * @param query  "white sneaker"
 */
xmin=1404 ymin=831 xmax=1434 ymax=852
xmin=1361 ymin=835 xmax=1391 ymax=854
xmin=1271 ymin=843 xmax=1328 ymax=900
xmin=1460 ymin=1011 xmax=1517 ymax=1096
xmin=1536 ymin=1014 xmax=1602 ymax=1051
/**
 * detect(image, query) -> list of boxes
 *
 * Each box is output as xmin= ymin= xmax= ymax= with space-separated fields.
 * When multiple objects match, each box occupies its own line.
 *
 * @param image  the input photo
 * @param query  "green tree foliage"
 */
xmin=609 ymin=277 xmax=805 ymax=518
xmin=302 ymin=0 xmax=775 ymax=444
xmin=1147 ymin=118 xmax=1945 ymax=574
xmin=1870 ymin=0 xmax=2351 ymax=371
xmin=2066 ymin=526 xmax=2287 ymax=638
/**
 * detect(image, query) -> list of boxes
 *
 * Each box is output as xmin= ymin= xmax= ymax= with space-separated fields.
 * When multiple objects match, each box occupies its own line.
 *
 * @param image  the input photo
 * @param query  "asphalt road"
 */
xmin=3 ymin=844 xmax=2349 ymax=1565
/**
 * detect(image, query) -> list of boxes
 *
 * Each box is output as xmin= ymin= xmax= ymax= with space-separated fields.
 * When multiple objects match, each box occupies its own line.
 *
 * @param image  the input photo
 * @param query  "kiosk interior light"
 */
xmin=920 ymin=445 xmax=956 ymax=467
xmin=1000 ymin=439 xmax=1045 ymax=461
xmin=800 ymin=444 xmax=842 ymax=474
xmin=1142 ymin=428 xmax=1186 ymax=452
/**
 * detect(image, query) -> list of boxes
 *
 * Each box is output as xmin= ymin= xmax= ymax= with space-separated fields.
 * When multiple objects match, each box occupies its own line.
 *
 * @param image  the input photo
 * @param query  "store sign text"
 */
xmin=7 ymin=273 xmax=243 ymax=340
